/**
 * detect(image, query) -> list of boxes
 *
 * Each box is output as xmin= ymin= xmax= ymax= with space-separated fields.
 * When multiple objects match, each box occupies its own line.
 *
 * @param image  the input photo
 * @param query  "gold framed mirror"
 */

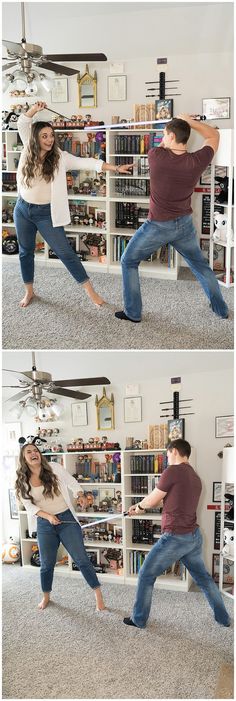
xmin=95 ymin=387 xmax=115 ymax=430
xmin=77 ymin=65 xmax=97 ymax=108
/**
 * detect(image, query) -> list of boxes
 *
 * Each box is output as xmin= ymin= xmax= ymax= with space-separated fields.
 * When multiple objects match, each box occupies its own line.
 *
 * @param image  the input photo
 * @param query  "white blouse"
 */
xmin=19 ymin=462 xmax=84 ymax=535
xmin=29 ymin=483 xmax=68 ymax=515
xmin=17 ymin=114 xmax=104 ymax=227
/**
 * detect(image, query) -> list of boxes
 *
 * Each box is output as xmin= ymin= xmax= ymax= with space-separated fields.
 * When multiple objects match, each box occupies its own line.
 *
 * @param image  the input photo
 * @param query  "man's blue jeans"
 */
xmin=132 ymin=528 xmax=230 ymax=628
xmin=14 ymin=197 xmax=89 ymax=285
xmin=121 ymin=216 xmax=228 ymax=320
xmin=37 ymin=509 xmax=100 ymax=592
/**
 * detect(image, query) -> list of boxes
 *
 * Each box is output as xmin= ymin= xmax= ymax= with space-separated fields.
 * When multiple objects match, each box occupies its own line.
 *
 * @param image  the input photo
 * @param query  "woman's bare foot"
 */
xmin=19 ymin=291 xmax=35 ymax=308
xmin=95 ymin=587 xmax=107 ymax=611
xmin=38 ymin=593 xmax=50 ymax=610
xmin=82 ymin=280 xmax=106 ymax=307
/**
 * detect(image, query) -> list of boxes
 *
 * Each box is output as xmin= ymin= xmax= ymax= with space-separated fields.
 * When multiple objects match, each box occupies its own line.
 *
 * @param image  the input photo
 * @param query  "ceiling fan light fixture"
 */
xmin=8 ymin=402 xmax=25 ymax=419
xmin=25 ymin=398 xmax=38 ymax=417
xmin=50 ymin=401 xmax=62 ymax=418
xmin=2 ymin=74 xmax=10 ymax=92
xmin=39 ymin=73 xmax=52 ymax=92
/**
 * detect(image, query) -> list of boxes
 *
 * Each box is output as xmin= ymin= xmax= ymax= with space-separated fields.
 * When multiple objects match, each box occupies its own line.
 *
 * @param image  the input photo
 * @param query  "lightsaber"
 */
xmin=84 ymin=115 xmax=206 ymax=132
xmin=61 ymin=512 xmax=129 ymax=529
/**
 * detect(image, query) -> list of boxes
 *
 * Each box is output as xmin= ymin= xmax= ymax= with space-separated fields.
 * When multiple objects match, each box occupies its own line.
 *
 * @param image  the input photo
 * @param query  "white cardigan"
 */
xmin=17 ymin=113 xmax=104 ymax=227
xmin=19 ymin=462 xmax=84 ymax=536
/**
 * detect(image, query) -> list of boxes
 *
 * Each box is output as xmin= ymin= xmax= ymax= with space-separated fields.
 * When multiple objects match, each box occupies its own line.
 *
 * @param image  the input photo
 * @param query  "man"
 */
xmin=123 ymin=439 xmax=230 ymax=629
xmin=115 ymin=115 xmax=228 ymax=322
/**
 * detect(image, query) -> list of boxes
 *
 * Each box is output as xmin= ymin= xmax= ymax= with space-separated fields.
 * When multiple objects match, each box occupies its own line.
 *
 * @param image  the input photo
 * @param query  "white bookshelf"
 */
xmin=2 ymin=126 xmax=179 ymax=280
xmin=210 ymin=129 xmax=234 ymax=288
xmin=13 ymin=448 xmax=192 ymax=591
xmin=219 ymin=447 xmax=234 ymax=600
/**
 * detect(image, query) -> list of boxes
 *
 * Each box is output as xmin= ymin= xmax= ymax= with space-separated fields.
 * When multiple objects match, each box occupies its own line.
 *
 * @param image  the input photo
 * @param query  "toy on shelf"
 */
xmin=66 ymin=437 xmax=121 ymax=452
xmin=2 ymin=537 xmax=20 ymax=564
xmin=125 ymin=437 xmax=149 ymax=450
xmin=212 ymin=212 xmax=234 ymax=244
xmin=222 ymin=528 xmax=234 ymax=557
xmin=2 ymin=230 xmax=19 ymax=255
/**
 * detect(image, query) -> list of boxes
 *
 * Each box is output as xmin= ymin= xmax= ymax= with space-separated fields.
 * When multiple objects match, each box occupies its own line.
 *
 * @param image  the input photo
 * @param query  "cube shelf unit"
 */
xmin=2 ymin=127 xmax=179 ymax=280
xmin=17 ymin=449 xmax=191 ymax=591
xmin=209 ymin=129 xmax=234 ymax=288
xmin=219 ymin=447 xmax=234 ymax=600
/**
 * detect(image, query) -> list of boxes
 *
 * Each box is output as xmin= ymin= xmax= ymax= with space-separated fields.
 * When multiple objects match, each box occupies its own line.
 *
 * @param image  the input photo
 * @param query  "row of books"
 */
xmin=115 ymin=202 xmax=149 ymax=229
xmin=115 ymin=157 xmax=149 ymax=176
xmin=132 ymin=520 xmax=161 ymax=544
xmin=57 ymin=133 xmax=105 ymax=158
xmin=129 ymin=552 xmax=186 ymax=579
xmin=113 ymin=132 xmax=164 ymax=155
xmin=130 ymin=453 xmax=167 ymax=474
xmin=131 ymin=475 xmax=161 ymax=494
xmin=131 ymin=496 xmax=162 ymax=515
xmin=112 ymin=237 xmax=174 ymax=267
xmin=75 ymin=459 xmax=117 ymax=480
xmin=114 ymin=179 xmax=150 ymax=197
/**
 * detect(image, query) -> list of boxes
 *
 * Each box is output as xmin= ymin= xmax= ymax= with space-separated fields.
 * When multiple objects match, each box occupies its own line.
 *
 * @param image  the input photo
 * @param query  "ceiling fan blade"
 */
xmin=45 ymin=53 xmax=107 ymax=62
xmin=53 ymin=377 xmax=111 ymax=387
xmin=38 ymin=60 xmax=78 ymax=75
xmin=47 ymin=387 xmax=91 ymax=400
xmin=3 ymin=385 xmax=28 ymax=388
xmin=3 ymin=39 xmax=25 ymax=57
xmin=2 ymin=61 xmax=19 ymax=70
xmin=4 ymin=389 xmax=31 ymax=403
xmin=3 ymin=369 xmax=34 ymax=384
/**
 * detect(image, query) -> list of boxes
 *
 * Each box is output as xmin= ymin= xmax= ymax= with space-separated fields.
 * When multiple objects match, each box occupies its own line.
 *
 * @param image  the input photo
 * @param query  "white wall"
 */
xmin=3 ymin=51 xmax=233 ymax=130
xmin=3 ymin=363 xmax=234 ymax=572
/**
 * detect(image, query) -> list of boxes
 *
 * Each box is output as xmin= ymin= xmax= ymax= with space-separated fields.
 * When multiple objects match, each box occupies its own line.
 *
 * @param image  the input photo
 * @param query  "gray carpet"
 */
xmin=2 ymin=260 xmax=233 ymax=349
xmin=2 ymin=564 xmax=234 ymax=699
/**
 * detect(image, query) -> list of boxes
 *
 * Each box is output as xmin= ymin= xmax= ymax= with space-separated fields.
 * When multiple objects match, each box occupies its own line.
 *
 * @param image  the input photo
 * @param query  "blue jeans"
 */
xmin=13 ymin=197 xmax=89 ymax=285
xmin=121 ymin=216 xmax=228 ymax=320
xmin=37 ymin=509 xmax=100 ymax=592
xmin=132 ymin=528 xmax=230 ymax=628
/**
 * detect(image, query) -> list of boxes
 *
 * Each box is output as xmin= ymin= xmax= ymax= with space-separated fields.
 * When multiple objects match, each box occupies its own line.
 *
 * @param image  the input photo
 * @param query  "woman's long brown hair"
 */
xmin=15 ymin=444 xmax=61 ymax=505
xmin=21 ymin=121 xmax=60 ymax=187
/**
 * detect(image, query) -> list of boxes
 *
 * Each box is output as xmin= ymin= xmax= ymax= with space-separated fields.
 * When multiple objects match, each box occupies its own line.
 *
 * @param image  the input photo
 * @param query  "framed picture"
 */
xmin=212 ymin=481 xmax=221 ymax=503
xmin=200 ymin=165 xmax=211 ymax=185
xmin=8 ymin=489 xmax=19 ymax=519
xmin=124 ymin=396 xmax=142 ymax=423
xmin=4 ymin=422 xmax=22 ymax=455
xmin=71 ymin=402 xmax=88 ymax=427
xmin=201 ymin=195 xmax=211 ymax=236
xmin=202 ymin=98 xmax=230 ymax=120
xmin=51 ymin=78 xmax=68 ymax=103
xmin=214 ymin=511 xmax=221 ymax=550
xmin=212 ymin=553 xmax=234 ymax=584
xmin=108 ymin=75 xmax=127 ymax=101
xmin=155 ymin=99 xmax=173 ymax=122
xmin=213 ymin=244 xmax=225 ymax=272
xmin=215 ymin=415 xmax=234 ymax=438
xmin=167 ymin=418 xmax=185 ymax=442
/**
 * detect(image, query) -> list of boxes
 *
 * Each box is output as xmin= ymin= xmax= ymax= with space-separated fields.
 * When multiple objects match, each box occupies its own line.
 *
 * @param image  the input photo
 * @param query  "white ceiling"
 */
xmin=2 ymin=2 xmax=233 ymax=59
xmin=2 ymin=351 xmax=233 ymax=401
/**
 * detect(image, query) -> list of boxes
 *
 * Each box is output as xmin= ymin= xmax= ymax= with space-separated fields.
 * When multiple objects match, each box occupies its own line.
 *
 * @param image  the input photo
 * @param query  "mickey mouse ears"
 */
xmin=19 ymin=435 xmax=47 ymax=447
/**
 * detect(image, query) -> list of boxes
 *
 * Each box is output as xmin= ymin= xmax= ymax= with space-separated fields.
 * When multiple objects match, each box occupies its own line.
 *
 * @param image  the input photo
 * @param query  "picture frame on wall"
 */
xmin=155 ymin=99 xmax=173 ymax=124
xmin=212 ymin=481 xmax=221 ymax=503
xmin=8 ymin=489 xmax=18 ymax=519
xmin=202 ymin=97 xmax=230 ymax=120
xmin=215 ymin=415 xmax=234 ymax=438
xmin=212 ymin=553 xmax=234 ymax=584
xmin=4 ymin=422 xmax=22 ymax=455
xmin=214 ymin=511 xmax=221 ymax=550
xmin=108 ymin=75 xmax=127 ymax=101
xmin=51 ymin=77 xmax=68 ymax=103
xmin=167 ymin=418 xmax=185 ymax=443
xmin=124 ymin=396 xmax=142 ymax=423
xmin=71 ymin=402 xmax=88 ymax=426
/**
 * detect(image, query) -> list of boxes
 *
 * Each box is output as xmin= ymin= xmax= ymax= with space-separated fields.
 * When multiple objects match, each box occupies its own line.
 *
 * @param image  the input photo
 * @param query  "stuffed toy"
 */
xmin=213 ymin=212 xmax=234 ymax=244
xmin=222 ymin=528 xmax=234 ymax=557
xmin=2 ymin=537 xmax=20 ymax=563
xmin=215 ymin=175 xmax=234 ymax=206
xmin=3 ymin=111 xmax=19 ymax=130
xmin=225 ymin=493 xmax=234 ymax=521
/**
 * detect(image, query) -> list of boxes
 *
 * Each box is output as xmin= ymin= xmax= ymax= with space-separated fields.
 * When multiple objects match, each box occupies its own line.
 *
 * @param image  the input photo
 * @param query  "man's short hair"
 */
xmin=167 ymin=439 xmax=191 ymax=458
xmin=165 ymin=118 xmax=191 ymax=144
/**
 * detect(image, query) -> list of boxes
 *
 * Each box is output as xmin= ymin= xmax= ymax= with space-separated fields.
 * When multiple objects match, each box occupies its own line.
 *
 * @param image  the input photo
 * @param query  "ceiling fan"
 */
xmin=2 ymin=2 xmax=107 ymax=90
xmin=3 ymin=352 xmax=111 ymax=408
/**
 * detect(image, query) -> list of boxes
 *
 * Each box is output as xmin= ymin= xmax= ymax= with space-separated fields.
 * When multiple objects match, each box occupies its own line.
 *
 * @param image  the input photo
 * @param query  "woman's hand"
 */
xmin=118 ymin=163 xmax=133 ymax=174
xmin=77 ymin=494 xmax=88 ymax=510
xmin=127 ymin=504 xmax=138 ymax=516
xmin=26 ymin=102 xmax=47 ymax=118
xmin=47 ymin=514 xmax=61 ymax=525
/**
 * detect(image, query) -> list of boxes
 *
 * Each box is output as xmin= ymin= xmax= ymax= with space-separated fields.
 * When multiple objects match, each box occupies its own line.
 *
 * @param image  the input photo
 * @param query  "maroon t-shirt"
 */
xmin=148 ymin=145 xmax=214 ymax=221
xmin=157 ymin=463 xmax=202 ymax=534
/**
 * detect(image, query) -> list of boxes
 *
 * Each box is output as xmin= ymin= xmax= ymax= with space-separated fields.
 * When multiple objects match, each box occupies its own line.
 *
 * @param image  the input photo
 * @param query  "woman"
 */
xmin=15 ymin=442 xmax=106 ymax=612
xmin=14 ymin=101 xmax=133 ymax=307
